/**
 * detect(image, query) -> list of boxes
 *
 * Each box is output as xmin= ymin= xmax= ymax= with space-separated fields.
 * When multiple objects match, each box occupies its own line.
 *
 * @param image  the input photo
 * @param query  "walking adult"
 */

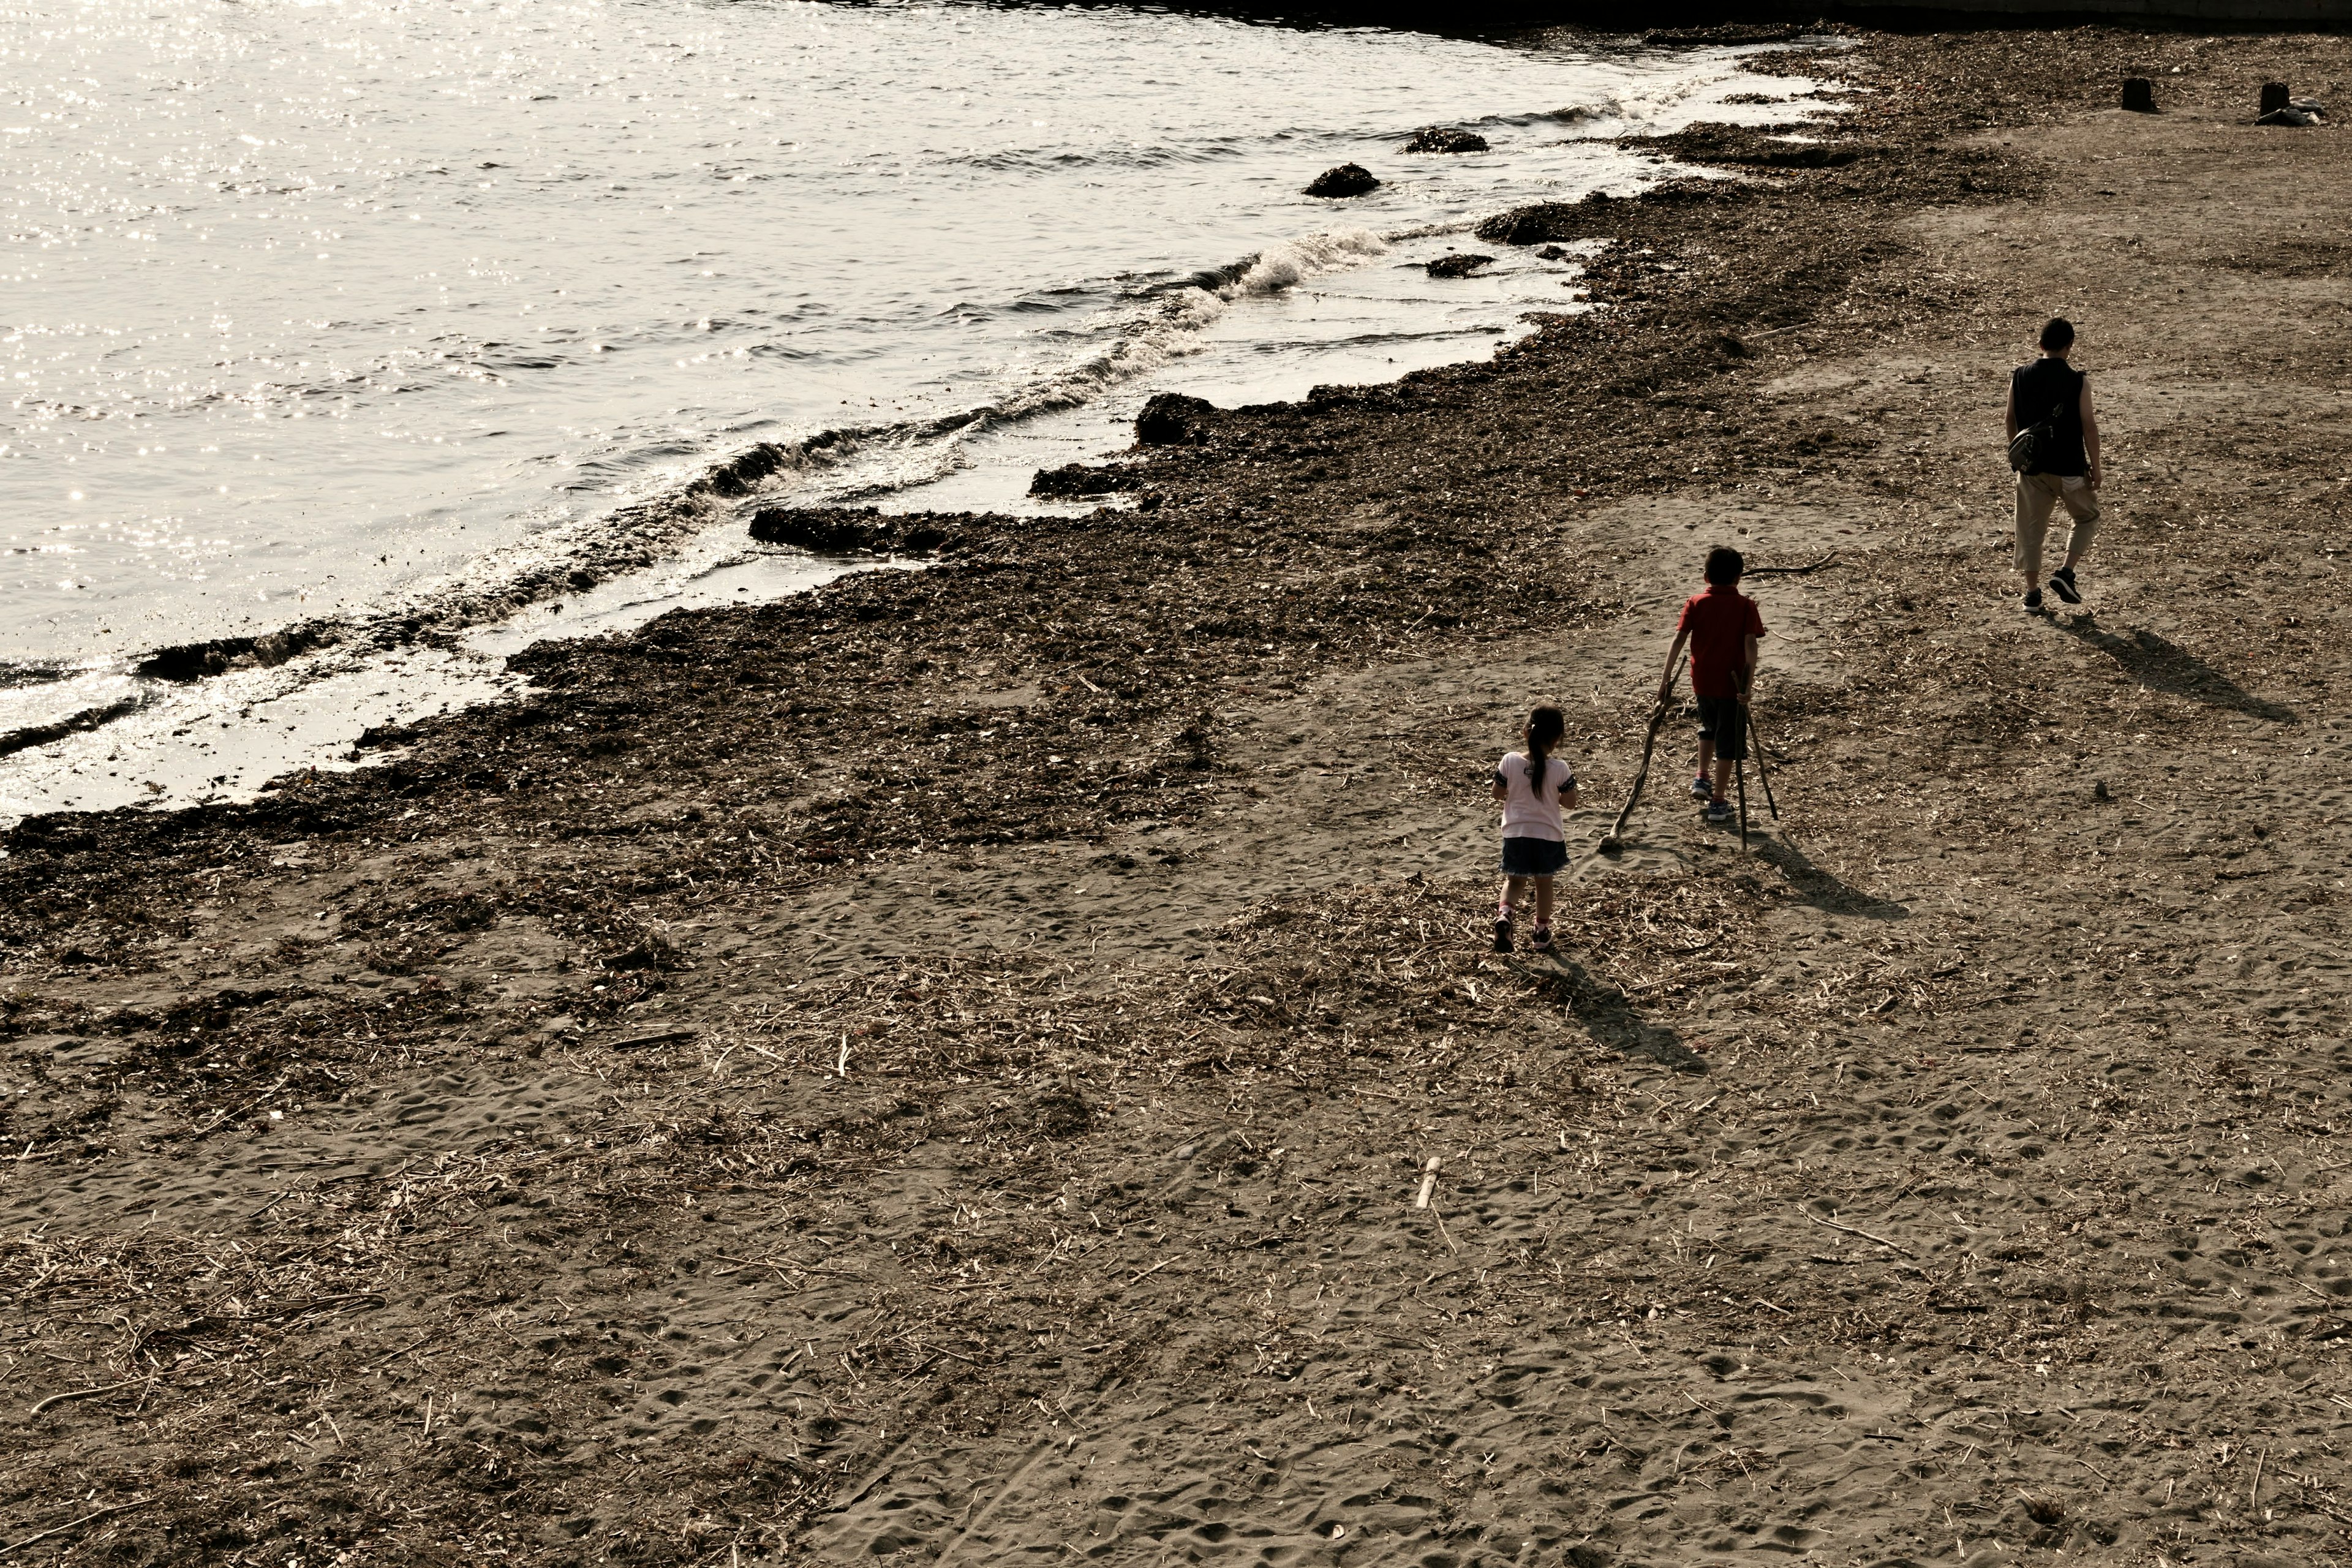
xmin=2005 ymin=317 xmax=2103 ymax=611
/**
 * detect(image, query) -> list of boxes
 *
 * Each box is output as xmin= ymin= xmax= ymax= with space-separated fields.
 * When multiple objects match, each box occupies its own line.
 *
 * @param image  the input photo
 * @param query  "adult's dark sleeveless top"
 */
xmin=2011 ymin=358 xmax=2087 ymax=477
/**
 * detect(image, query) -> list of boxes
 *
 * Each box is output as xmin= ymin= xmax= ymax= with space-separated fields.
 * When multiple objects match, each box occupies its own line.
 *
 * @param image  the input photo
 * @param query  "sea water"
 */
xmin=0 ymin=0 xmax=1830 ymax=824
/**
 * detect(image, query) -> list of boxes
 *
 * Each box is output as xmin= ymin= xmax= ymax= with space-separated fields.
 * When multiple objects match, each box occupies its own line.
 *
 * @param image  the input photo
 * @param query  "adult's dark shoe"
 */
xmin=2049 ymin=566 xmax=2082 ymax=605
xmin=2024 ymin=587 xmax=2045 ymax=611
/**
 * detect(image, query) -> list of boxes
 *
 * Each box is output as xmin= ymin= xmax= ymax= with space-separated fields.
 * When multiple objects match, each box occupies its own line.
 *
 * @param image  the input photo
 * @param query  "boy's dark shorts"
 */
xmin=1696 ymin=696 xmax=1747 ymax=761
xmin=1501 ymin=837 xmax=1569 ymax=878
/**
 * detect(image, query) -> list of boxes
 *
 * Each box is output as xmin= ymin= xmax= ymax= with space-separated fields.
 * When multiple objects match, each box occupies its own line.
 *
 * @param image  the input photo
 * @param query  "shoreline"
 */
xmin=0 ymin=33 xmax=1824 ymax=822
xmin=7 ymin=23 xmax=2352 ymax=1567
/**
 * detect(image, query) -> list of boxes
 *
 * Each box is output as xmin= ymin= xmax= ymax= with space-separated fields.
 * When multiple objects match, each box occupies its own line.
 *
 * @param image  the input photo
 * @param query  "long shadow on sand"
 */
xmin=1753 ymin=831 xmax=1911 ymax=921
xmin=1506 ymin=952 xmax=1708 ymax=1074
xmin=2059 ymin=614 xmax=2297 ymax=723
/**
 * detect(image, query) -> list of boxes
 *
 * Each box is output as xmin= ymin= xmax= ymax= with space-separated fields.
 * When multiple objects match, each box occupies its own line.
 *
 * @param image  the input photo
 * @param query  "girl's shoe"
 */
xmin=1530 ymin=925 xmax=1554 ymax=952
xmin=1703 ymin=799 xmax=1734 ymax=824
xmin=1492 ymin=916 xmax=1513 ymax=954
xmin=1689 ymin=774 xmax=1714 ymax=801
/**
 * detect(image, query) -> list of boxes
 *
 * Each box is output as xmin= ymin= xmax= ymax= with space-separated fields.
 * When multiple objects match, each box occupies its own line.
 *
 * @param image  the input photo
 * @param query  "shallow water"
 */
xmin=0 ymin=0 xmax=1830 ymax=825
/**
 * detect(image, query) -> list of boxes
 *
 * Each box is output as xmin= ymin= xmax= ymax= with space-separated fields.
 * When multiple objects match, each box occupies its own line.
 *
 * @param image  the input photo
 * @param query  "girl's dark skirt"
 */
xmin=1501 ymin=836 xmax=1568 ymax=878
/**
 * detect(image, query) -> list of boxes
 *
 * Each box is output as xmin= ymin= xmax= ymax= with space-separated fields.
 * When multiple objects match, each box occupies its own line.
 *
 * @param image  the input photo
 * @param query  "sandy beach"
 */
xmin=5 ymin=22 xmax=2351 ymax=1566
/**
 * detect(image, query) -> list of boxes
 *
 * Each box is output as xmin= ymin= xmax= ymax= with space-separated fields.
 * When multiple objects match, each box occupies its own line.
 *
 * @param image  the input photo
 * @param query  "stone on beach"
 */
xmin=1030 ymin=462 xmax=1144 ymax=498
xmin=747 ymin=506 xmax=959 ymax=555
xmin=1304 ymin=162 xmax=1380 ymax=197
xmin=1135 ymin=392 xmax=1218 ymax=446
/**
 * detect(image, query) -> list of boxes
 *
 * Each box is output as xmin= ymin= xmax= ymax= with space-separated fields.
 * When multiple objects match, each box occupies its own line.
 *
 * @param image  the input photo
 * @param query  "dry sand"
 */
xmin=4 ymin=24 xmax=2352 ymax=1568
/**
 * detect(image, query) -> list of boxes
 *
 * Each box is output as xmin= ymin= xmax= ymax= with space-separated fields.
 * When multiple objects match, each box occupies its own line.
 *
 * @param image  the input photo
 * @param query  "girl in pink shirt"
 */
xmin=1491 ymin=704 xmax=1577 ymax=953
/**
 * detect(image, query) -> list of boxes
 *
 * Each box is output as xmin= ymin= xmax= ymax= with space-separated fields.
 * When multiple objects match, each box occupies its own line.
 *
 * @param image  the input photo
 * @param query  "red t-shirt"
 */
xmin=1677 ymin=584 xmax=1765 ymax=698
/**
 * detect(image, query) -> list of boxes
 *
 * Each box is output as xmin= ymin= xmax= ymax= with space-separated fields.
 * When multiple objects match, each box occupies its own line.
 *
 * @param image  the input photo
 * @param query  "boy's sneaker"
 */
xmin=2023 ymin=587 xmax=2044 ymax=611
xmin=1530 ymin=925 xmax=1554 ymax=952
xmin=2049 ymin=566 xmax=2082 ymax=605
xmin=1703 ymin=799 xmax=1734 ymax=824
xmin=1689 ymin=774 xmax=1714 ymax=801
xmin=1492 ymin=916 xmax=1513 ymax=954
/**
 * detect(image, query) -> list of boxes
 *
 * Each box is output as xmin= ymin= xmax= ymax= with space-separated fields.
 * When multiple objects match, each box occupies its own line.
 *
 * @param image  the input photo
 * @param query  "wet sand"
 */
xmin=5 ymin=25 xmax=2352 ymax=1567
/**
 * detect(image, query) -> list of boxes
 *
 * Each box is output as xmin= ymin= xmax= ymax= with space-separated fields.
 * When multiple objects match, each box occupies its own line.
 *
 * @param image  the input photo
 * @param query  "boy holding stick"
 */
xmin=1657 ymin=546 xmax=1765 ymax=826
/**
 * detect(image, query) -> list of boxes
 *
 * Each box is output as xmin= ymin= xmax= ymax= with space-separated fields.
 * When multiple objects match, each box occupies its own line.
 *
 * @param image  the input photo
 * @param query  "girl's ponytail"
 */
xmin=1524 ymin=705 xmax=1566 ymax=794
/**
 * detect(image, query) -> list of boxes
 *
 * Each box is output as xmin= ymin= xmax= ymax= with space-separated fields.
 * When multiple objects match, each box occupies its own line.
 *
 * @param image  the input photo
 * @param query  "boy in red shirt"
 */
xmin=1657 ymin=546 xmax=1765 ymax=824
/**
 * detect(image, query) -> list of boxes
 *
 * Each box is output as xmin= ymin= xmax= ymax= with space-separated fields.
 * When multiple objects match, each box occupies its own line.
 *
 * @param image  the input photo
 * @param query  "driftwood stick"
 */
xmin=28 ymin=1378 xmax=145 ymax=1417
xmin=1744 ymin=554 xmax=1840 ymax=577
xmin=1747 ymin=698 xmax=1781 ymax=822
xmin=1735 ymin=745 xmax=1750 ymax=855
xmin=1414 ymin=1157 xmax=1441 ymax=1210
xmin=0 ymin=1499 xmax=151 ymax=1559
xmin=1800 ymin=1205 xmax=1918 ymax=1259
xmin=1610 ymin=652 xmax=1687 ymax=843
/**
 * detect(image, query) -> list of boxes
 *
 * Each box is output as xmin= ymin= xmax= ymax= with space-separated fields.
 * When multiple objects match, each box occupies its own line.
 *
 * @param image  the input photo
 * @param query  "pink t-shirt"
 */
xmin=1495 ymin=751 xmax=1573 ymax=843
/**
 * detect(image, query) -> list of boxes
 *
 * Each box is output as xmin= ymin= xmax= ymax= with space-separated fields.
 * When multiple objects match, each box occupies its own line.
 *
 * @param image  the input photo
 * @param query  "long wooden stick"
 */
xmin=1747 ymin=698 xmax=1781 ymax=822
xmin=1735 ymin=741 xmax=1750 ymax=854
xmin=1610 ymin=652 xmax=1686 ymax=843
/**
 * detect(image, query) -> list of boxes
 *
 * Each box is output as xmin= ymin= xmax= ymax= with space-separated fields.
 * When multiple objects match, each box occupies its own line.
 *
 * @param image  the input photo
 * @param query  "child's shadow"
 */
xmin=1505 ymin=952 xmax=1708 ymax=1075
xmin=1753 ymin=832 xmax=1910 ymax=921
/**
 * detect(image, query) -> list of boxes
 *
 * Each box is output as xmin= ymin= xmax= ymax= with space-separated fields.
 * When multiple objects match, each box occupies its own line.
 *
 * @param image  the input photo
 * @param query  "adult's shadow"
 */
xmin=2058 ymin=614 xmax=2298 ymax=724
xmin=1753 ymin=831 xmax=1911 ymax=921
xmin=1505 ymin=952 xmax=1707 ymax=1075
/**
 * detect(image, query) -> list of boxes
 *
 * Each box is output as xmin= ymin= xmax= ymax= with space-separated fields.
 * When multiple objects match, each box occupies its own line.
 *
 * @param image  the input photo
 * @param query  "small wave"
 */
xmin=1548 ymin=100 xmax=1624 ymax=125
xmin=941 ymin=141 xmax=1251 ymax=175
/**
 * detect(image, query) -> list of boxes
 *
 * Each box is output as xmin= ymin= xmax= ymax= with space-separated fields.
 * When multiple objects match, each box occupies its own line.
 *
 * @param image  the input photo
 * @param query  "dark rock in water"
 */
xmin=1304 ymin=162 xmax=1379 ymax=198
xmin=1536 ymin=243 xmax=1570 ymax=260
xmin=2260 ymin=81 xmax=2290 ymax=115
xmin=1030 ymin=462 xmax=1144 ymax=498
xmin=567 ymin=568 xmax=600 ymax=590
xmin=2122 ymin=77 xmax=2157 ymax=113
xmin=1479 ymin=206 xmax=1560 ymax=247
xmin=1425 ymin=252 xmax=1494 ymax=279
xmin=1404 ymin=126 xmax=1488 ymax=154
xmin=136 ymin=624 xmax=338 ymax=682
xmin=748 ymin=507 xmax=959 ymax=556
xmin=1136 ymin=392 xmax=1218 ymax=446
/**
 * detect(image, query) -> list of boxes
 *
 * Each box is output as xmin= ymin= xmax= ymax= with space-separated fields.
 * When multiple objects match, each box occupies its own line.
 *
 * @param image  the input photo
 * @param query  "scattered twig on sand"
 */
xmin=1745 ymin=555 xmax=1841 ymax=576
xmin=1800 ymin=1205 xmax=1918 ymax=1259
xmin=28 ymin=1378 xmax=146 ymax=1417
xmin=365 ymin=1333 xmax=438 ymax=1372
xmin=0 ymin=1499 xmax=152 ymax=1559
xmin=1414 ymin=1156 xmax=1441 ymax=1209
xmin=608 ymin=1028 xmax=698 ymax=1051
